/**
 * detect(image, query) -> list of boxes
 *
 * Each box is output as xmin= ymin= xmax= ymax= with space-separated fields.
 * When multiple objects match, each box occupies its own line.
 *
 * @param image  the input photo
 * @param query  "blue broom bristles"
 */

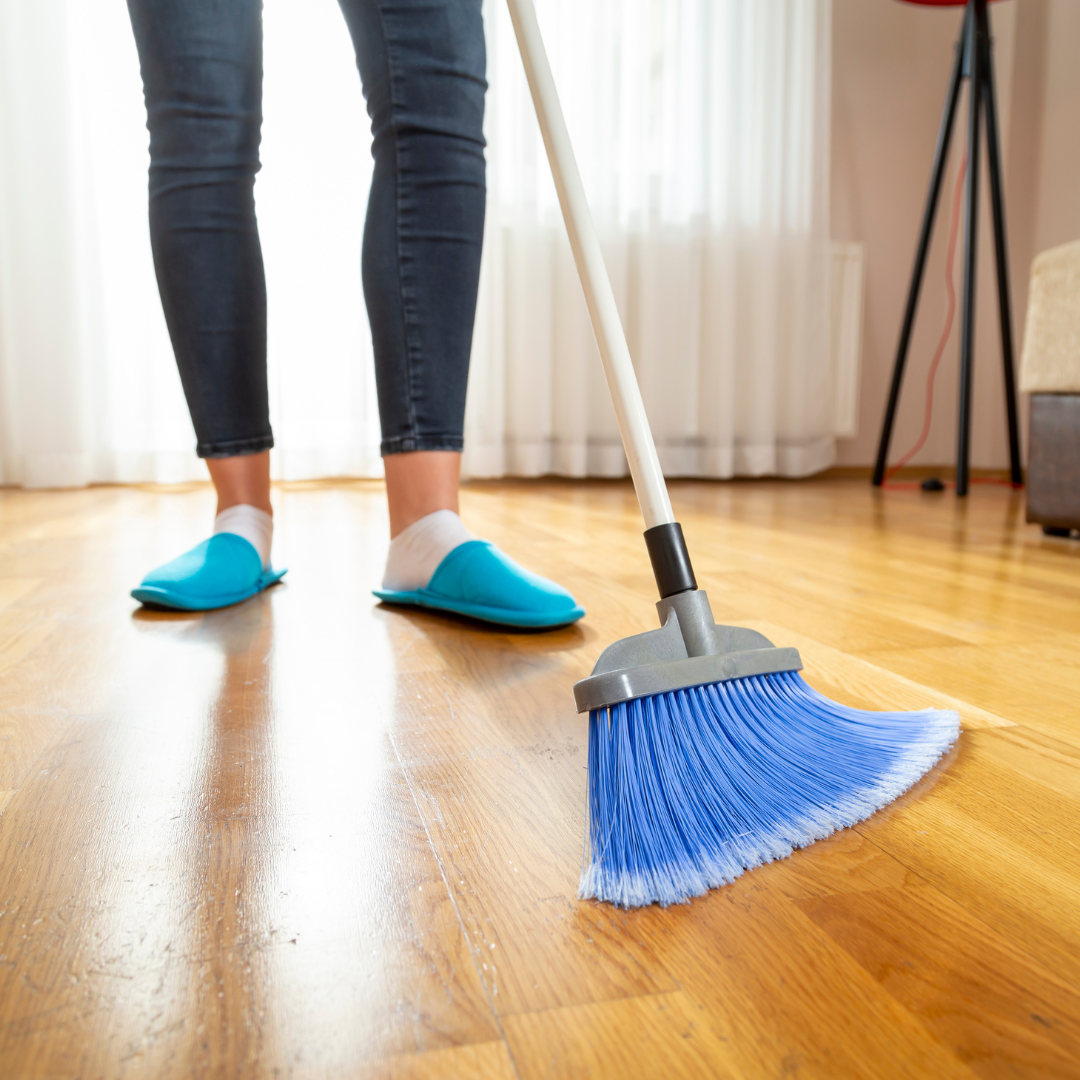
xmin=580 ymin=670 xmax=960 ymax=908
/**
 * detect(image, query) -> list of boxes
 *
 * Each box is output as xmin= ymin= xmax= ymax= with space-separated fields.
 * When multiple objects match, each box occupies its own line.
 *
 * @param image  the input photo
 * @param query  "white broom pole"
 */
xmin=504 ymin=0 xmax=675 ymax=530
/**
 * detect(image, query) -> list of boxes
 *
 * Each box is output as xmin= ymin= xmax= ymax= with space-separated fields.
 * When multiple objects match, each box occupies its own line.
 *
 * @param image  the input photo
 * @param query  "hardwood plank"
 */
xmin=747 ymin=823 xmax=924 ymax=902
xmin=388 ymin=667 xmax=678 ymax=1018
xmin=652 ymin=882 xmax=979 ymax=1079
xmin=349 ymin=1041 xmax=517 ymax=1080
xmin=860 ymin=640 xmax=1080 ymax=743
xmin=745 ymin=619 xmax=1015 ymax=729
xmin=796 ymin=883 xmax=1080 ymax=1079
xmin=0 ymin=610 xmax=59 ymax=679
xmin=968 ymin=726 xmax=1080 ymax=801
xmin=0 ymin=579 xmax=44 ymax=612
xmin=501 ymin=991 xmax=740 ymax=1080
xmin=714 ymin=570 xmax=973 ymax=654
xmin=680 ymin=487 xmax=1080 ymax=636
xmin=0 ymin=594 xmax=500 ymax=1077
xmin=0 ymin=477 xmax=1075 ymax=1078
xmin=855 ymin=742 xmax=1080 ymax=988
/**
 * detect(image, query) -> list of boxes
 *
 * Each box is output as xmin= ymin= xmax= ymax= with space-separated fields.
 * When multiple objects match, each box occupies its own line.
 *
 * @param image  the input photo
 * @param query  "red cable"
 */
xmin=883 ymin=153 xmax=968 ymax=488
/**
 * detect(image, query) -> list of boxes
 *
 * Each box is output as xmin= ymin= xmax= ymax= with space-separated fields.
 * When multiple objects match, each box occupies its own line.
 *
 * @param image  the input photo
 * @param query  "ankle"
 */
xmin=216 ymin=494 xmax=273 ymax=517
xmin=382 ymin=509 xmax=472 ymax=591
xmin=206 ymin=451 xmax=273 ymax=517
xmin=214 ymin=504 xmax=274 ymax=570
xmin=383 ymin=450 xmax=461 ymax=538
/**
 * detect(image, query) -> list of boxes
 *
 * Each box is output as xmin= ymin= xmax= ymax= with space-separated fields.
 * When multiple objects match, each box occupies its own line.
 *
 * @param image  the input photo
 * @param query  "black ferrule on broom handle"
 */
xmin=644 ymin=523 xmax=698 ymax=599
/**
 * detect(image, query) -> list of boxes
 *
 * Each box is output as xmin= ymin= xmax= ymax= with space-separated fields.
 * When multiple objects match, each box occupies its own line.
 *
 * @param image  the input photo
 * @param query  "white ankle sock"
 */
xmin=382 ymin=509 xmax=473 ymax=591
xmin=214 ymin=504 xmax=273 ymax=570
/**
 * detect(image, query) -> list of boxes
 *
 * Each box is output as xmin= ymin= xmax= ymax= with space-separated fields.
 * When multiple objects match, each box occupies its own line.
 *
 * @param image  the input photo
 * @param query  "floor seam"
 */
xmin=388 ymin=724 xmax=525 ymax=1080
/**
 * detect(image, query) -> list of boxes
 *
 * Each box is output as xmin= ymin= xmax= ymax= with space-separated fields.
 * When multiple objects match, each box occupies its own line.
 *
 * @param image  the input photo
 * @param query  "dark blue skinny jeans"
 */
xmin=126 ymin=0 xmax=486 ymax=458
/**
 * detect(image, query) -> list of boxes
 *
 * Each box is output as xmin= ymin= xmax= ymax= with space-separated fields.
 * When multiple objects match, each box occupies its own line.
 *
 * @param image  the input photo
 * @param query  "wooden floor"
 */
xmin=0 ymin=477 xmax=1077 ymax=1079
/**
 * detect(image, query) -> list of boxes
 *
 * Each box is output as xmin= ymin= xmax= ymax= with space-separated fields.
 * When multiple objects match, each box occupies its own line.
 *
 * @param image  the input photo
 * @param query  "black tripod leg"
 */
xmin=872 ymin=4 xmax=970 ymax=486
xmin=981 ymin=9 xmax=1024 ymax=485
xmin=956 ymin=0 xmax=983 ymax=498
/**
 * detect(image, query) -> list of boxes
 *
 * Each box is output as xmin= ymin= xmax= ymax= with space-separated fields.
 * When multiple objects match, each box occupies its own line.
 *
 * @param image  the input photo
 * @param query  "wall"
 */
xmin=831 ymin=0 xmax=1079 ymax=470
xmin=1029 ymin=1 xmax=1080 ymax=255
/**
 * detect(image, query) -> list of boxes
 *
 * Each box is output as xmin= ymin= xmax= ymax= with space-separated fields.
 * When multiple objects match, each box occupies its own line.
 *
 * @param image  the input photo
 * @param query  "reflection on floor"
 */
xmin=0 ymin=477 xmax=1077 ymax=1078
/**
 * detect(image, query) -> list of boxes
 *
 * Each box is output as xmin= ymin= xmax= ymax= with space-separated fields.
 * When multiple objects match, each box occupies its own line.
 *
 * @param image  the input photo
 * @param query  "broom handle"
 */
xmin=505 ymin=0 xmax=674 ymax=531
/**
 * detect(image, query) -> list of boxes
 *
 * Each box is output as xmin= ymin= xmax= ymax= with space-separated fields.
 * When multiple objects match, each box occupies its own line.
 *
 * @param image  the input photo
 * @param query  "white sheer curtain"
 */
xmin=0 ymin=0 xmax=382 ymax=486
xmin=0 ymin=0 xmax=832 ymax=488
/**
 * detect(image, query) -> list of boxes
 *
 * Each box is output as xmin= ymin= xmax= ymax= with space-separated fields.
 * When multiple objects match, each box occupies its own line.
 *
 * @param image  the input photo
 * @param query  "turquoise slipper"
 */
xmin=373 ymin=539 xmax=584 ymax=629
xmin=131 ymin=533 xmax=286 ymax=611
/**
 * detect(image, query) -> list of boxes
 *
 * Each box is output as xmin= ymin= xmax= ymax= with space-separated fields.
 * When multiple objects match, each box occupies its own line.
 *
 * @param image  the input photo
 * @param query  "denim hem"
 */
xmin=381 ymin=434 xmax=464 ymax=456
xmin=197 ymin=435 xmax=275 ymax=459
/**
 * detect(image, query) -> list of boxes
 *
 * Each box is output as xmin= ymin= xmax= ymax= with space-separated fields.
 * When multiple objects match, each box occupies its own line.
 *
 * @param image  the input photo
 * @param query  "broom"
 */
xmin=506 ymin=0 xmax=960 ymax=908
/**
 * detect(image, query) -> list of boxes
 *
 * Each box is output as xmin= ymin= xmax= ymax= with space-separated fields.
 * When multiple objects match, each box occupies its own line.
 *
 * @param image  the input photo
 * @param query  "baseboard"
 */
xmin=817 ymin=466 xmax=1021 ymax=482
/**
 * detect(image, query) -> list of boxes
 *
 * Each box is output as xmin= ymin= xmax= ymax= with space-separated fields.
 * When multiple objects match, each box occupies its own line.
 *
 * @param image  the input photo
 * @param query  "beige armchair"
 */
xmin=1020 ymin=240 xmax=1080 ymax=536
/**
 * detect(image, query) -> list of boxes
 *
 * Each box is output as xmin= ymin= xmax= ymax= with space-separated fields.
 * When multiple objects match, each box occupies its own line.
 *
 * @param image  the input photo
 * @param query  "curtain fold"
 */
xmin=465 ymin=0 xmax=834 ymax=480
xmin=0 ymin=0 xmax=832 ymax=489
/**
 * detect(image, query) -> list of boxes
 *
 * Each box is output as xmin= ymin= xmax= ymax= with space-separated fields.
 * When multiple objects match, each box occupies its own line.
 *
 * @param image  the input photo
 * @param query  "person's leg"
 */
xmin=128 ymin=0 xmax=273 ymax=472
xmin=383 ymin=450 xmax=459 ymax=538
xmin=338 ymin=0 xmax=487 ymax=537
xmin=340 ymin=0 xmax=582 ymax=627
xmin=207 ymin=451 xmax=272 ymax=517
xmin=127 ymin=0 xmax=281 ymax=608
